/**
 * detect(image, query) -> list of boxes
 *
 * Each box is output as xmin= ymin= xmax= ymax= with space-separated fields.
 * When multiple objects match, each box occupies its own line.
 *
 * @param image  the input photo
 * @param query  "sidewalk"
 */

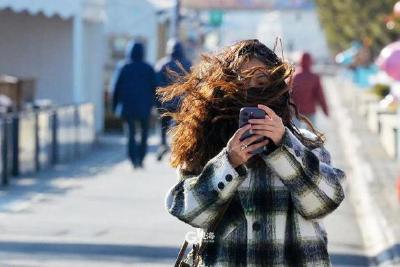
xmin=0 ymin=80 xmax=369 ymax=266
xmin=316 ymin=102 xmax=368 ymax=267
xmin=325 ymin=76 xmax=400 ymax=266
xmin=0 ymin=135 xmax=188 ymax=266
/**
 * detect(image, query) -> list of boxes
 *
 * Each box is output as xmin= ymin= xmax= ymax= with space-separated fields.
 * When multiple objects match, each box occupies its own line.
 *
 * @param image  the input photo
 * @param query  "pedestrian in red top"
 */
xmin=292 ymin=52 xmax=329 ymax=128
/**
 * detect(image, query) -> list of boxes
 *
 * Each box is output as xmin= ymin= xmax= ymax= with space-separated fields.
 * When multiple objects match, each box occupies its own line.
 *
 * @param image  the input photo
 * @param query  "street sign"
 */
xmin=209 ymin=9 xmax=223 ymax=26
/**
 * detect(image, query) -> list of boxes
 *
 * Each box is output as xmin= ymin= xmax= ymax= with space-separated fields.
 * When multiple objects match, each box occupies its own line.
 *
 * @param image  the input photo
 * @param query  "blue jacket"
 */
xmin=112 ymin=42 xmax=156 ymax=119
xmin=155 ymin=41 xmax=191 ymax=112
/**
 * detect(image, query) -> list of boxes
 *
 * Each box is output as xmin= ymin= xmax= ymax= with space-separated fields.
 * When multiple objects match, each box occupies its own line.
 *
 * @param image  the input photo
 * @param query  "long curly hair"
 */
xmin=156 ymin=39 xmax=325 ymax=175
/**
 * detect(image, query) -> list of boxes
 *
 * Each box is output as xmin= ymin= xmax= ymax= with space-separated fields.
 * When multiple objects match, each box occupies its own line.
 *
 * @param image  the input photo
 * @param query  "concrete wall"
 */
xmin=219 ymin=9 xmax=330 ymax=63
xmin=0 ymin=10 xmax=105 ymax=132
xmin=83 ymin=20 xmax=106 ymax=131
xmin=105 ymin=0 xmax=159 ymax=64
xmin=280 ymin=9 xmax=330 ymax=61
xmin=0 ymin=10 xmax=74 ymax=104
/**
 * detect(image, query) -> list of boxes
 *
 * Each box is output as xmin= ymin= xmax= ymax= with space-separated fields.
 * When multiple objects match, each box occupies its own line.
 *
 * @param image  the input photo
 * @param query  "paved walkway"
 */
xmin=326 ymin=76 xmax=400 ymax=266
xmin=319 ymin=78 xmax=368 ymax=267
xmin=0 ymin=77 xmax=368 ymax=267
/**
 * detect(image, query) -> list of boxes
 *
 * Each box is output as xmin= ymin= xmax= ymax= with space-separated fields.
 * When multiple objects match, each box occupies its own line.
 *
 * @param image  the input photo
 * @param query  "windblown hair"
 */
xmin=156 ymin=39 xmax=325 ymax=175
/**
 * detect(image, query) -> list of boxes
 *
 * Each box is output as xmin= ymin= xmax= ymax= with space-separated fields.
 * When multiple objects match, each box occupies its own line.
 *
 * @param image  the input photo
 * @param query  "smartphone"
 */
xmin=239 ymin=107 xmax=267 ymax=154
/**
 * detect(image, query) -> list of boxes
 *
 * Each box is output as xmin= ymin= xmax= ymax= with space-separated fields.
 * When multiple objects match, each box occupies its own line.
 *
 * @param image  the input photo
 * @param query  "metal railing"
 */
xmin=0 ymin=102 xmax=95 ymax=185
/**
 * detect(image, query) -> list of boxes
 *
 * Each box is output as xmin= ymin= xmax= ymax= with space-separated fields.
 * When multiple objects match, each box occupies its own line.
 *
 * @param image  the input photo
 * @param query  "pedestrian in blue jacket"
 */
xmin=155 ymin=39 xmax=192 ymax=161
xmin=112 ymin=41 xmax=156 ymax=168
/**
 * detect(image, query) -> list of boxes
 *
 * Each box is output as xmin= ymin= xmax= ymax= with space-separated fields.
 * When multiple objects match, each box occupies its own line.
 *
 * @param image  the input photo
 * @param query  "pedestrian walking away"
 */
xmin=155 ymin=39 xmax=192 ymax=161
xmin=160 ymin=39 xmax=346 ymax=266
xmin=111 ymin=41 xmax=156 ymax=169
xmin=292 ymin=52 xmax=329 ymax=129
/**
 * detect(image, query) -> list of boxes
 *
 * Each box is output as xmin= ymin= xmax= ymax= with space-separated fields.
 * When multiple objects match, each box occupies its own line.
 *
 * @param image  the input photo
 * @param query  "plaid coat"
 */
xmin=165 ymin=127 xmax=346 ymax=267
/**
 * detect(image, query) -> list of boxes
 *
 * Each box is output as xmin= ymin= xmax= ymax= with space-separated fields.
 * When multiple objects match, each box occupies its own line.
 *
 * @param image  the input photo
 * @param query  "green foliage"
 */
xmin=315 ymin=0 xmax=400 ymax=56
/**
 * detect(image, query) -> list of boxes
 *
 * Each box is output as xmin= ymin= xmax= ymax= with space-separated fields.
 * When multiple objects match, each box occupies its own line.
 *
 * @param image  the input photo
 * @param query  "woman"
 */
xmin=159 ymin=39 xmax=346 ymax=266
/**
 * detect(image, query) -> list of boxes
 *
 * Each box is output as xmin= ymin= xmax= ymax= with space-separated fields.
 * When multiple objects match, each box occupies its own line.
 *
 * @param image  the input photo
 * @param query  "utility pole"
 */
xmin=172 ymin=0 xmax=181 ymax=39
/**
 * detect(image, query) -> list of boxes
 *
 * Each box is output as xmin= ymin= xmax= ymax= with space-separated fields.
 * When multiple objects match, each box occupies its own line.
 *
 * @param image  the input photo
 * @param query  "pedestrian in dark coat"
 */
xmin=112 ymin=41 xmax=156 ymax=168
xmin=160 ymin=39 xmax=346 ymax=266
xmin=292 ymin=52 xmax=329 ymax=128
xmin=155 ymin=39 xmax=192 ymax=161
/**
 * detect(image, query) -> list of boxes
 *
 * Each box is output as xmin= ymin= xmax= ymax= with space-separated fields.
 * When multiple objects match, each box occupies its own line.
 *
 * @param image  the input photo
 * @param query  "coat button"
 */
xmin=225 ymin=174 xmax=233 ymax=182
xmin=252 ymin=221 xmax=261 ymax=231
xmin=217 ymin=182 xmax=225 ymax=190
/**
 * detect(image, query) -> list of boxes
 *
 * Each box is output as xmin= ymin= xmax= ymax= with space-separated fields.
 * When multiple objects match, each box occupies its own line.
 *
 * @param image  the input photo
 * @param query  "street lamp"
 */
xmin=172 ymin=0 xmax=181 ymax=39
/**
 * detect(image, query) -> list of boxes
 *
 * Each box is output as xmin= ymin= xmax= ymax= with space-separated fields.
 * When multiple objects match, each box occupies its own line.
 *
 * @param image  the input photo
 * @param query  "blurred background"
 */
xmin=0 ymin=0 xmax=399 ymax=266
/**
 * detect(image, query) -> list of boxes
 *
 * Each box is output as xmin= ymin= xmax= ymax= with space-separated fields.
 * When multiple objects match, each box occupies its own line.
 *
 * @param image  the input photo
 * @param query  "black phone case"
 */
xmin=239 ymin=107 xmax=267 ymax=154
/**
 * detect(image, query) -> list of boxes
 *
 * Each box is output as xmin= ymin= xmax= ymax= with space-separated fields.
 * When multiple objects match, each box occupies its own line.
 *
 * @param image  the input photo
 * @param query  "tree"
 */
xmin=315 ymin=0 xmax=400 ymax=57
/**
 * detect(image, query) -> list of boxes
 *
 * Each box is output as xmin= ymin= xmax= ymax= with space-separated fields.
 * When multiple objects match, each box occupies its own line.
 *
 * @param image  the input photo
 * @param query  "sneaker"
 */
xmin=138 ymin=160 xmax=144 ymax=168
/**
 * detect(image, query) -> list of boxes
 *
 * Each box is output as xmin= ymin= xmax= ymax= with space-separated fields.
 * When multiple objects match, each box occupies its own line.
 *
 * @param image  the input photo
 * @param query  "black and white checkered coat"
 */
xmin=165 ymin=127 xmax=346 ymax=267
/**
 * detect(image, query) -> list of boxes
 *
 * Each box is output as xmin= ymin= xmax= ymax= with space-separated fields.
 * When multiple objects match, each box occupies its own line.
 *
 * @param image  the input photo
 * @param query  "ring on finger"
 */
xmin=240 ymin=143 xmax=248 ymax=151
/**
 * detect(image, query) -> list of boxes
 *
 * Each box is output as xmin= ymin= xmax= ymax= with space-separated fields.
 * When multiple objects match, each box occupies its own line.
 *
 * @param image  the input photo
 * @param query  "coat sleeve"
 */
xmin=154 ymin=64 xmax=167 ymax=109
xmin=165 ymin=146 xmax=248 ymax=228
xmin=260 ymin=127 xmax=345 ymax=220
xmin=110 ymin=63 xmax=124 ymax=112
xmin=149 ymin=66 xmax=157 ymax=107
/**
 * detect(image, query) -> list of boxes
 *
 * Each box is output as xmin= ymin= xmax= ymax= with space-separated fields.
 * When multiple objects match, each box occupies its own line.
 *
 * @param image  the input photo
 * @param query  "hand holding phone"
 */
xmin=239 ymin=107 xmax=268 ymax=154
xmin=226 ymin=124 xmax=270 ymax=168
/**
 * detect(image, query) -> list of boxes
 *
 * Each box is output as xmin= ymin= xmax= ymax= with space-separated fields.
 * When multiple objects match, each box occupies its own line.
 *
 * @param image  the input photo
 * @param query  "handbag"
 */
xmin=174 ymin=196 xmax=234 ymax=267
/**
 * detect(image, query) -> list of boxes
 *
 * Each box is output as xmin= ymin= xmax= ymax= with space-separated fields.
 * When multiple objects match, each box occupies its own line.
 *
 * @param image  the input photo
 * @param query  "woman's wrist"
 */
xmin=226 ymin=149 xmax=240 ymax=168
xmin=227 ymin=149 xmax=247 ymax=175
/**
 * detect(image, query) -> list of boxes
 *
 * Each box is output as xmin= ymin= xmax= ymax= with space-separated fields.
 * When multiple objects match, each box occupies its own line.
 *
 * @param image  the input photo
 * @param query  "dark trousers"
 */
xmin=160 ymin=115 xmax=172 ymax=146
xmin=124 ymin=117 xmax=149 ymax=166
